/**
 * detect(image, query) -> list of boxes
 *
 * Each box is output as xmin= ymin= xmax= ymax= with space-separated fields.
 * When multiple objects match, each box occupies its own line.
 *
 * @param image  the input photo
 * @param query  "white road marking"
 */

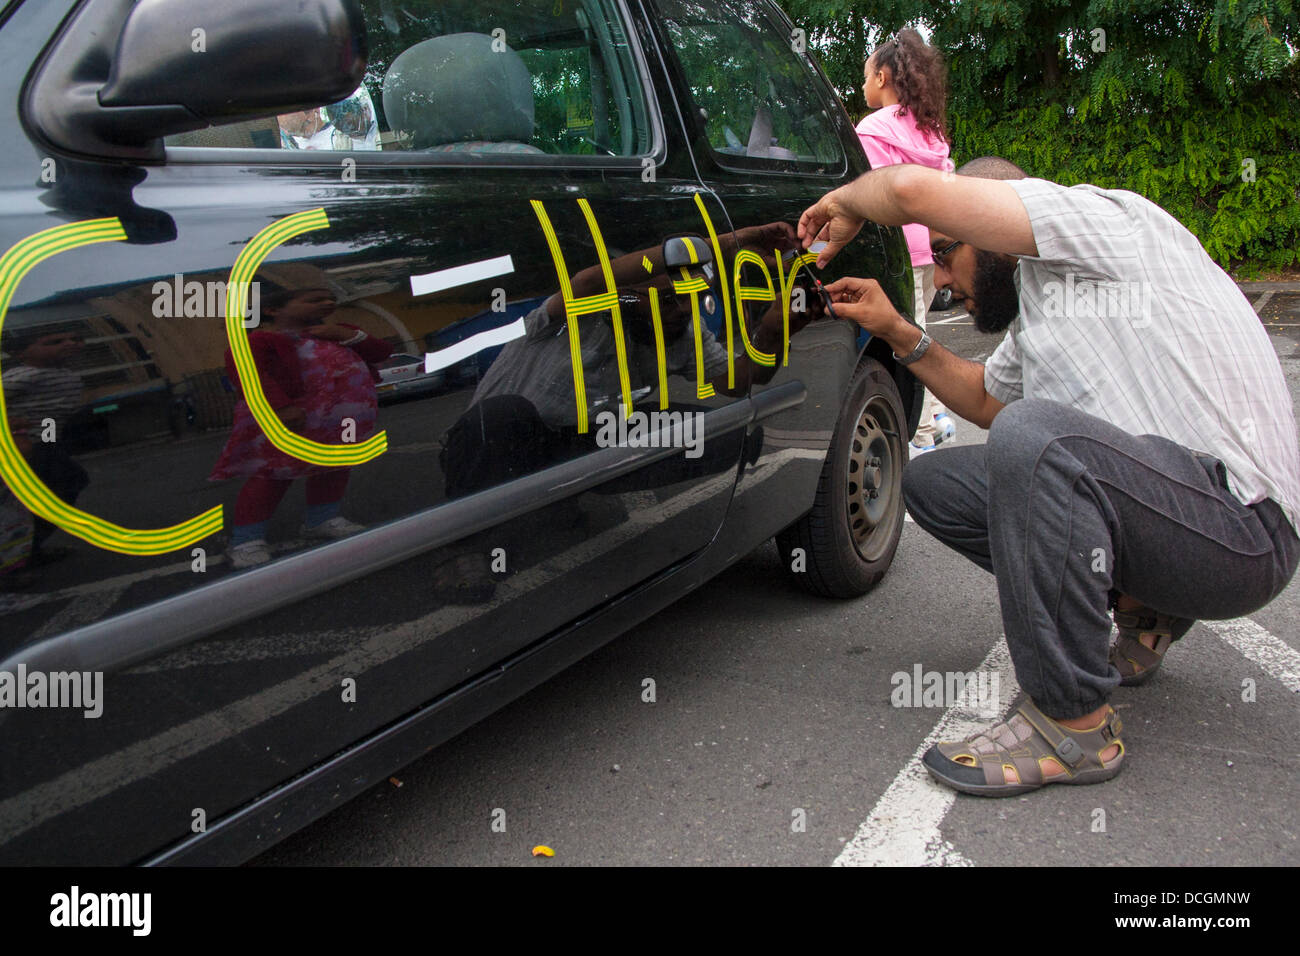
xmin=0 ymin=557 xmax=210 ymax=612
xmin=409 ymin=254 xmax=514 ymax=297
xmin=833 ymin=637 xmax=1019 ymax=867
xmin=424 ymin=318 xmax=527 ymax=373
xmin=1252 ymin=291 xmax=1274 ymax=315
xmin=1202 ymin=618 xmax=1300 ymax=692
xmin=31 ymin=589 xmax=127 ymax=641
xmin=834 ymin=615 xmax=1298 ymax=867
xmin=126 ymin=627 xmax=362 ymax=674
xmin=928 ymin=310 xmax=971 ymax=325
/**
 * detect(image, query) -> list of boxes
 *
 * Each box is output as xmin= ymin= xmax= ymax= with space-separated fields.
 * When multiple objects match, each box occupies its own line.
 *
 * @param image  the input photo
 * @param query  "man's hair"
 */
xmin=956 ymin=156 xmax=1029 ymax=180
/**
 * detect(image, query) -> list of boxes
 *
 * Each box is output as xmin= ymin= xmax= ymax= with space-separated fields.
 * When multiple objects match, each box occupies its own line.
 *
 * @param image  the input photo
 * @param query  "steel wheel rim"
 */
xmin=845 ymin=394 xmax=903 ymax=562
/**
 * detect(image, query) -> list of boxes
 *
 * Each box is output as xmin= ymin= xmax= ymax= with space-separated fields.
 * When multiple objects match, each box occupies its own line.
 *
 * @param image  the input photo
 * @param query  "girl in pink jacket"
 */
xmin=857 ymin=29 xmax=955 ymax=453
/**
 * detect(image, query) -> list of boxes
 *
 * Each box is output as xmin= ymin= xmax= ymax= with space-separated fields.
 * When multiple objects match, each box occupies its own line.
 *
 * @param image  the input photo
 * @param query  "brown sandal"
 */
xmin=1110 ymin=607 xmax=1193 ymax=686
xmin=922 ymin=700 xmax=1125 ymax=797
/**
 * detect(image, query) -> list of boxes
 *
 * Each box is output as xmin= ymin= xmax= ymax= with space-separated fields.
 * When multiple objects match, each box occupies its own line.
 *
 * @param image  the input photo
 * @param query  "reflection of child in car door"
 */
xmin=209 ymin=284 xmax=393 ymax=569
xmin=857 ymin=28 xmax=955 ymax=454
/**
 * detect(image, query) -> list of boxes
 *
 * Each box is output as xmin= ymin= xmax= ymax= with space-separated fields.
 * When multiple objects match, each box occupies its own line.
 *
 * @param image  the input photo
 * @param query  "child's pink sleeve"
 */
xmin=337 ymin=323 xmax=395 ymax=379
xmin=857 ymin=130 xmax=903 ymax=170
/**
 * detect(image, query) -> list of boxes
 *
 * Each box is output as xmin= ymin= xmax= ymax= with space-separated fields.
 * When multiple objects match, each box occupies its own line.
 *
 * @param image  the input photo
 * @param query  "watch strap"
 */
xmin=893 ymin=328 xmax=931 ymax=366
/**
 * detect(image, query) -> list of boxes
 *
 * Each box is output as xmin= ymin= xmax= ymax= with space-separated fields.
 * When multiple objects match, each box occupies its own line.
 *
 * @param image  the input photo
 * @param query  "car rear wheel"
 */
xmin=776 ymin=357 xmax=907 ymax=597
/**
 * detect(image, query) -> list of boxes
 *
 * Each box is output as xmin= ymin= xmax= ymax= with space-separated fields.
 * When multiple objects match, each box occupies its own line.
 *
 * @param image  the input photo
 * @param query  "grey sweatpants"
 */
xmin=903 ymin=399 xmax=1299 ymax=720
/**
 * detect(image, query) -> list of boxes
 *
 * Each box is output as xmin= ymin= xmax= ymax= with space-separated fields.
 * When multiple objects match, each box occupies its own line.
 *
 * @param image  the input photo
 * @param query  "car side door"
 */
xmin=0 ymin=0 xmax=749 ymax=864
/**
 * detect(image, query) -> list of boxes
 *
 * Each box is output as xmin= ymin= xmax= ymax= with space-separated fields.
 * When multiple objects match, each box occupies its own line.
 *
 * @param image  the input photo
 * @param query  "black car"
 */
xmin=0 ymin=0 xmax=918 ymax=864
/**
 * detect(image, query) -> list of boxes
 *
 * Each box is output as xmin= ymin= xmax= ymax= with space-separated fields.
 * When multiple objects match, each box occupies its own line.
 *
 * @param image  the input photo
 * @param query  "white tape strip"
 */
xmin=410 ymin=254 xmax=514 ymax=297
xmin=424 ymin=317 xmax=527 ymax=373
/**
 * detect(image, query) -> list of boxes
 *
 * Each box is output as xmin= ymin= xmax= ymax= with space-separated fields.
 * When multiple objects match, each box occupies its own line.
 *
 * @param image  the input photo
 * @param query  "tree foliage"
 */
xmin=781 ymin=0 xmax=1300 ymax=273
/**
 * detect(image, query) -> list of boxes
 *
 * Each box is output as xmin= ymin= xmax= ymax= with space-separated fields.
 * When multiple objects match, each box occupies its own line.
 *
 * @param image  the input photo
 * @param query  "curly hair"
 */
xmin=867 ymin=28 xmax=949 ymax=144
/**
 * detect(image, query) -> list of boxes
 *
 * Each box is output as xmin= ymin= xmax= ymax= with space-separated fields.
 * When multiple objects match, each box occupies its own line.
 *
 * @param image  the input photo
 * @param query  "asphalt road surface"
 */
xmin=253 ymin=293 xmax=1300 ymax=867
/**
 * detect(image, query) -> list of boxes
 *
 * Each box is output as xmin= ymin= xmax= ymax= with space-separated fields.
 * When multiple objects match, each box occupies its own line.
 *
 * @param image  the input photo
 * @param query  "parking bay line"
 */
xmin=833 ymin=636 xmax=1019 ymax=867
xmin=1201 ymin=618 xmax=1300 ymax=692
xmin=833 ymin=615 xmax=1298 ymax=866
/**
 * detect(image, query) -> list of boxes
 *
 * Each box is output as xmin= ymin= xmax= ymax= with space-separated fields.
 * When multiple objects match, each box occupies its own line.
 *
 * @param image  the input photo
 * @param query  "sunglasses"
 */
xmin=931 ymin=238 xmax=962 ymax=267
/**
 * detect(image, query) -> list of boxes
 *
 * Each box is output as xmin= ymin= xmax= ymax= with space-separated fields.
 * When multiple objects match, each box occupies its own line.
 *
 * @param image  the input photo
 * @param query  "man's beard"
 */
xmin=970 ymin=251 xmax=1020 ymax=334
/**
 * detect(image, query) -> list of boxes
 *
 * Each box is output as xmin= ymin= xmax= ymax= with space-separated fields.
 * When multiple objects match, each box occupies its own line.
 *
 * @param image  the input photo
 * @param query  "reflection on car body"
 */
xmin=0 ymin=0 xmax=918 ymax=864
xmin=376 ymin=353 xmax=446 ymax=403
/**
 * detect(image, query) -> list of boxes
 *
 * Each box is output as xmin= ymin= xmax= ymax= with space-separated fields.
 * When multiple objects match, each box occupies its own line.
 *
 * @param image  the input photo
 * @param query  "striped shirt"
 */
xmin=986 ymin=178 xmax=1300 ymax=532
xmin=2 ymin=365 xmax=84 ymax=441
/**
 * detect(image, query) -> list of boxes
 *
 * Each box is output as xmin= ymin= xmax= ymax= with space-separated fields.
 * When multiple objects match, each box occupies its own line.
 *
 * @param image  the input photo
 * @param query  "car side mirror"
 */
xmin=24 ymin=0 xmax=367 ymax=162
xmin=663 ymin=236 xmax=713 ymax=270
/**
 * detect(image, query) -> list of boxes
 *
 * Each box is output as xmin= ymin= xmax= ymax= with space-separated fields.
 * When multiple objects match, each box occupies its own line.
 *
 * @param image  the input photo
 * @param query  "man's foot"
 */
xmin=1110 ymin=603 xmax=1193 ymax=686
xmin=923 ymin=700 xmax=1124 ymax=796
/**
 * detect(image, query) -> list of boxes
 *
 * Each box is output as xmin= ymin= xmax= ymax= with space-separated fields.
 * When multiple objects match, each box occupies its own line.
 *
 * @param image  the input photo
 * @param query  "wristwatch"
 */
xmin=893 ymin=328 xmax=931 ymax=366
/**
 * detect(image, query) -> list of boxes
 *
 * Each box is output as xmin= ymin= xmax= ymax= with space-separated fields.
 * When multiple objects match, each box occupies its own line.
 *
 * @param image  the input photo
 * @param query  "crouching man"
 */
xmin=798 ymin=156 xmax=1300 ymax=795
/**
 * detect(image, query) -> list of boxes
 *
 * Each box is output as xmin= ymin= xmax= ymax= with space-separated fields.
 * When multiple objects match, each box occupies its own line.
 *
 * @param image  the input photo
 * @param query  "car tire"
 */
xmin=776 ymin=357 xmax=907 ymax=597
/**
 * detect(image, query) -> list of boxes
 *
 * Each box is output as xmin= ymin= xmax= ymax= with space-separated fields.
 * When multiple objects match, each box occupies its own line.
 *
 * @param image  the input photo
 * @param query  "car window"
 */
xmin=165 ymin=0 xmax=651 ymax=157
xmin=653 ymin=0 xmax=843 ymax=171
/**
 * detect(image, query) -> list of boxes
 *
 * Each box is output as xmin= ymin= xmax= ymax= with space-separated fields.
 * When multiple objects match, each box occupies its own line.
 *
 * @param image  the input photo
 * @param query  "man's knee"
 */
xmin=903 ymin=444 xmax=984 ymax=529
xmin=902 ymin=447 xmax=942 ymax=521
xmin=986 ymin=399 xmax=1079 ymax=480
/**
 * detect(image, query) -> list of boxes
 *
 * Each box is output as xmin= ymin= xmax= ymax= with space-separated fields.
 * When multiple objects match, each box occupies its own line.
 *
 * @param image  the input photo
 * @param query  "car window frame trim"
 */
xmin=639 ymin=0 xmax=848 ymax=181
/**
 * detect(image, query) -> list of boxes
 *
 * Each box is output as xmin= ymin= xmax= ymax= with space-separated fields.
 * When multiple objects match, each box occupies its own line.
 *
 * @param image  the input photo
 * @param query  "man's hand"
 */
xmin=726 ymin=221 xmax=799 ymax=256
xmin=823 ymin=277 xmax=912 ymax=341
xmin=825 ymin=275 xmax=1006 ymax=429
xmin=797 ymin=187 xmax=865 ymax=269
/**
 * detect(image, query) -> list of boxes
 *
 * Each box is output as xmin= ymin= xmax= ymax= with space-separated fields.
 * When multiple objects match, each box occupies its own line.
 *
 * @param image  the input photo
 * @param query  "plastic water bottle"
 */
xmin=934 ymin=412 xmax=956 ymax=444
